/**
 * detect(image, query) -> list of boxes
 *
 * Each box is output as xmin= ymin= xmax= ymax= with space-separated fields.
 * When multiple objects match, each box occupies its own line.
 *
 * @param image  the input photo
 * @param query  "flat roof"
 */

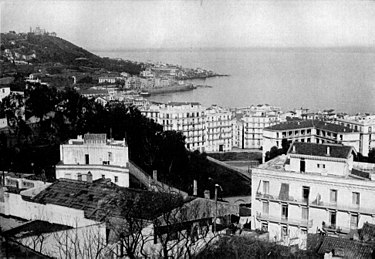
xmin=265 ymin=120 xmax=355 ymax=133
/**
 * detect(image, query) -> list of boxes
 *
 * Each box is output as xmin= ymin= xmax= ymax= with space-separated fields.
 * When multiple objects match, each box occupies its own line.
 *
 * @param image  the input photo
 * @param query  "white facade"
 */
xmin=242 ymin=114 xmax=280 ymax=149
xmin=263 ymin=120 xmax=360 ymax=162
xmin=141 ymin=102 xmax=206 ymax=152
xmin=56 ymin=133 xmax=130 ymax=187
xmin=333 ymin=115 xmax=375 ymax=156
xmin=252 ymin=142 xmax=375 ymax=249
xmin=204 ymin=105 xmax=233 ymax=152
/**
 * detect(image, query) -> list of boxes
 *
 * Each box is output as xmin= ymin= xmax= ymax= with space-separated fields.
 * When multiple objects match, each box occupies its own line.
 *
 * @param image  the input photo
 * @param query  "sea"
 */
xmin=94 ymin=48 xmax=375 ymax=114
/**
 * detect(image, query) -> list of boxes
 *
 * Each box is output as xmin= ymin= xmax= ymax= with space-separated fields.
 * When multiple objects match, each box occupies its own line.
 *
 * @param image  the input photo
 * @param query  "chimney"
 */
xmin=326 ymin=146 xmax=330 ymax=156
xmin=204 ymin=190 xmax=210 ymax=199
xmin=87 ymin=171 xmax=93 ymax=183
xmin=153 ymin=170 xmax=157 ymax=181
xmin=193 ymin=179 xmax=198 ymax=196
xmin=292 ymin=145 xmax=296 ymax=153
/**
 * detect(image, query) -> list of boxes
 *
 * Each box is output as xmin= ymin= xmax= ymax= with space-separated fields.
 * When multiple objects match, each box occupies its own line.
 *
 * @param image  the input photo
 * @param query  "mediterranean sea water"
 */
xmin=94 ymin=48 xmax=375 ymax=114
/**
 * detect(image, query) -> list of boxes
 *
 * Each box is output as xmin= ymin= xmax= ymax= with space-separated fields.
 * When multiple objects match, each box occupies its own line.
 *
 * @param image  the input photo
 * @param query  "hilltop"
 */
xmin=0 ymin=32 xmax=143 ymax=75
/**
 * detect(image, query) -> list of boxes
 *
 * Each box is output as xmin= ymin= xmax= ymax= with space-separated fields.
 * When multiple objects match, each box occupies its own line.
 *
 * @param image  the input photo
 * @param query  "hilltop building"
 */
xmin=55 ymin=133 xmax=130 ymax=187
xmin=252 ymin=142 xmax=375 ymax=249
xmin=262 ymin=120 xmax=360 ymax=162
xmin=332 ymin=114 xmax=375 ymax=156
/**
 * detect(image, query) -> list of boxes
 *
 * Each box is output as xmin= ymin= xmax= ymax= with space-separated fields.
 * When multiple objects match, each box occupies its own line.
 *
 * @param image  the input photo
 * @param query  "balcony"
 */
xmin=256 ymin=193 xmax=375 ymax=216
xmin=256 ymin=212 xmax=313 ymax=228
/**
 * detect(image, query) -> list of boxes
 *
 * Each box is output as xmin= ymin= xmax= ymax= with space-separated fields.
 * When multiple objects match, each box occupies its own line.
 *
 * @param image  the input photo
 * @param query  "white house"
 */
xmin=56 ymin=133 xmax=130 ymax=187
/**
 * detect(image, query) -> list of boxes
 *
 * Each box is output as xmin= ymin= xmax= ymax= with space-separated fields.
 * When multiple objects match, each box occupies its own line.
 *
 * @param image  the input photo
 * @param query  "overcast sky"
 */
xmin=2 ymin=0 xmax=375 ymax=51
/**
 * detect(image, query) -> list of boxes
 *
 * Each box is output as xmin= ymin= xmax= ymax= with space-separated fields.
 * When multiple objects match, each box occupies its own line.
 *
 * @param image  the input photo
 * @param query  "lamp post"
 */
xmin=213 ymin=183 xmax=223 ymax=233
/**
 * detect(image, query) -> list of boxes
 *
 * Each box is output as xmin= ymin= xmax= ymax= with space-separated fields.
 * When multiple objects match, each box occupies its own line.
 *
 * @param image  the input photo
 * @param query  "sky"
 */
xmin=2 ymin=0 xmax=375 ymax=51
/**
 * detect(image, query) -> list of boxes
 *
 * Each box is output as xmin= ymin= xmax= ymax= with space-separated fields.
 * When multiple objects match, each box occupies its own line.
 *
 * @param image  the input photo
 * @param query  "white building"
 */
xmin=141 ymin=102 xmax=206 ymax=152
xmin=262 ymin=120 xmax=360 ymax=162
xmin=98 ymin=76 xmax=117 ymax=84
xmin=252 ymin=142 xmax=375 ymax=249
xmin=205 ymin=105 xmax=233 ymax=152
xmin=56 ymin=133 xmax=130 ymax=187
xmin=141 ymin=102 xmax=234 ymax=152
xmin=332 ymin=115 xmax=375 ymax=156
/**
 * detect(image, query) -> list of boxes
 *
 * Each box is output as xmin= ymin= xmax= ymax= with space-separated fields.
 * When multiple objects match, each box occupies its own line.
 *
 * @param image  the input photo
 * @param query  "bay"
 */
xmin=94 ymin=48 xmax=375 ymax=114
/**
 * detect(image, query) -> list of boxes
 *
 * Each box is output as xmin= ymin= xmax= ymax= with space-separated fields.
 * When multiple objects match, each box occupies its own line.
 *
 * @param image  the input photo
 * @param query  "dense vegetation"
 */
xmin=0 ymin=33 xmax=143 ymax=75
xmin=0 ymin=84 xmax=250 ymax=196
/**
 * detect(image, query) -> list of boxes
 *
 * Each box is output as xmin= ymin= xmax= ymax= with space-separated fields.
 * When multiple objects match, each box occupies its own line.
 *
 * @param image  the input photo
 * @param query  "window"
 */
xmin=350 ymin=214 xmax=359 ymax=229
xmin=330 ymin=190 xmax=337 ymax=203
xmin=302 ymin=207 xmax=308 ymax=220
xmin=281 ymin=226 xmax=288 ymax=237
xmin=281 ymin=204 xmax=288 ymax=219
xmin=352 ymin=192 xmax=360 ymax=206
xmin=263 ymin=202 xmax=269 ymax=215
xmin=302 ymin=186 xmax=310 ymax=202
xmin=108 ymin=152 xmax=113 ymax=161
xmin=300 ymin=158 xmax=305 ymax=172
xmin=329 ymin=211 xmax=336 ymax=228
xmin=77 ymin=174 xmax=82 ymax=181
xmin=263 ymin=181 xmax=270 ymax=195
xmin=101 ymin=174 xmax=105 ymax=179
xmin=114 ymin=176 xmax=118 ymax=183
xmin=85 ymin=154 xmax=89 ymax=165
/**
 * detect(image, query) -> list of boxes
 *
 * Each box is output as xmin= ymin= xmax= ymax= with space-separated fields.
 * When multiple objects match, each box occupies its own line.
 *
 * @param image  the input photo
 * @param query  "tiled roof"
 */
xmin=31 ymin=179 xmax=185 ymax=221
xmin=3 ymin=220 xmax=72 ymax=239
xmin=289 ymin=142 xmax=353 ymax=159
xmin=265 ymin=119 xmax=355 ymax=133
xmin=317 ymin=236 xmax=374 ymax=259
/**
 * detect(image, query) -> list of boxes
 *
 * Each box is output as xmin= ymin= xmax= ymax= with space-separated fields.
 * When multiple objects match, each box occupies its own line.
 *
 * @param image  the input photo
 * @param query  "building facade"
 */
xmin=141 ymin=102 xmax=234 ymax=152
xmin=332 ymin=115 xmax=375 ymax=156
xmin=262 ymin=120 xmax=360 ymax=161
xmin=252 ymin=142 xmax=375 ymax=249
xmin=56 ymin=133 xmax=130 ymax=187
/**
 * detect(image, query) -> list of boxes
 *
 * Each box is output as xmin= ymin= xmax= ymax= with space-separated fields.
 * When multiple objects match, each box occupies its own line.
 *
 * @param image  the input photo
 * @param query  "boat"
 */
xmin=139 ymin=91 xmax=151 ymax=97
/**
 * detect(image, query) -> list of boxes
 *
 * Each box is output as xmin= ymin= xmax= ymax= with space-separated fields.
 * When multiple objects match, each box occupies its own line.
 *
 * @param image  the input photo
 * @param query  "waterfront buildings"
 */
xmin=55 ymin=133 xmax=130 ymax=187
xmin=332 ymin=114 xmax=375 ymax=156
xmin=262 ymin=120 xmax=360 ymax=161
xmin=251 ymin=142 xmax=375 ymax=249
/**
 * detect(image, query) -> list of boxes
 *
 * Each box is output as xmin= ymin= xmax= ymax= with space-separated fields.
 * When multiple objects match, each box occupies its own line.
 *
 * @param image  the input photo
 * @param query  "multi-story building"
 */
xmin=141 ymin=102 xmax=206 ymax=152
xmin=262 ymin=120 xmax=360 ymax=161
xmin=332 ymin=115 xmax=375 ymax=156
xmin=56 ymin=133 xmax=130 ymax=187
xmin=252 ymin=142 xmax=375 ymax=249
xmin=205 ymin=105 xmax=233 ymax=152
xmin=240 ymin=105 xmax=281 ymax=149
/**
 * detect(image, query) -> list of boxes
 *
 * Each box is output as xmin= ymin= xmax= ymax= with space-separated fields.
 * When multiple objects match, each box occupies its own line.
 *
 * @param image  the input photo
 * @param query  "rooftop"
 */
xmin=31 ymin=178 xmax=186 ymax=221
xmin=265 ymin=119 xmax=355 ymax=133
xmin=288 ymin=142 xmax=353 ymax=159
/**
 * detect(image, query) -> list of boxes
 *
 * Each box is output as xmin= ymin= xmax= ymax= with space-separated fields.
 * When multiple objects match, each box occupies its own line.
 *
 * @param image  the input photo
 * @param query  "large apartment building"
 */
xmin=332 ymin=115 xmax=375 ymax=156
xmin=56 ymin=133 xmax=130 ymax=187
xmin=141 ymin=102 xmax=233 ymax=152
xmin=239 ymin=104 xmax=281 ymax=149
xmin=252 ymin=142 xmax=375 ymax=249
xmin=262 ymin=120 xmax=360 ymax=161
xmin=205 ymin=105 xmax=233 ymax=152
xmin=141 ymin=102 xmax=206 ymax=152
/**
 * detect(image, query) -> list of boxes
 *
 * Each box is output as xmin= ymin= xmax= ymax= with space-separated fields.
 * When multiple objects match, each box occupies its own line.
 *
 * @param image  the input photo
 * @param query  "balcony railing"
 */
xmin=256 ymin=192 xmax=375 ymax=215
xmin=256 ymin=212 xmax=313 ymax=228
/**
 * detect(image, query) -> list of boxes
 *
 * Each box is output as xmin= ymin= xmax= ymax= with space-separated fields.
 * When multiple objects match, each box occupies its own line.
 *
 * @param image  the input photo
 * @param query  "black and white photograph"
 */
xmin=1 ymin=0 xmax=375 ymax=258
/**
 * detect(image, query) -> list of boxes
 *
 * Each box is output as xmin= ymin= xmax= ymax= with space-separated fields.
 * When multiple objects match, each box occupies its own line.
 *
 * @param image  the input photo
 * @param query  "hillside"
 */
xmin=0 ymin=32 xmax=143 ymax=75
